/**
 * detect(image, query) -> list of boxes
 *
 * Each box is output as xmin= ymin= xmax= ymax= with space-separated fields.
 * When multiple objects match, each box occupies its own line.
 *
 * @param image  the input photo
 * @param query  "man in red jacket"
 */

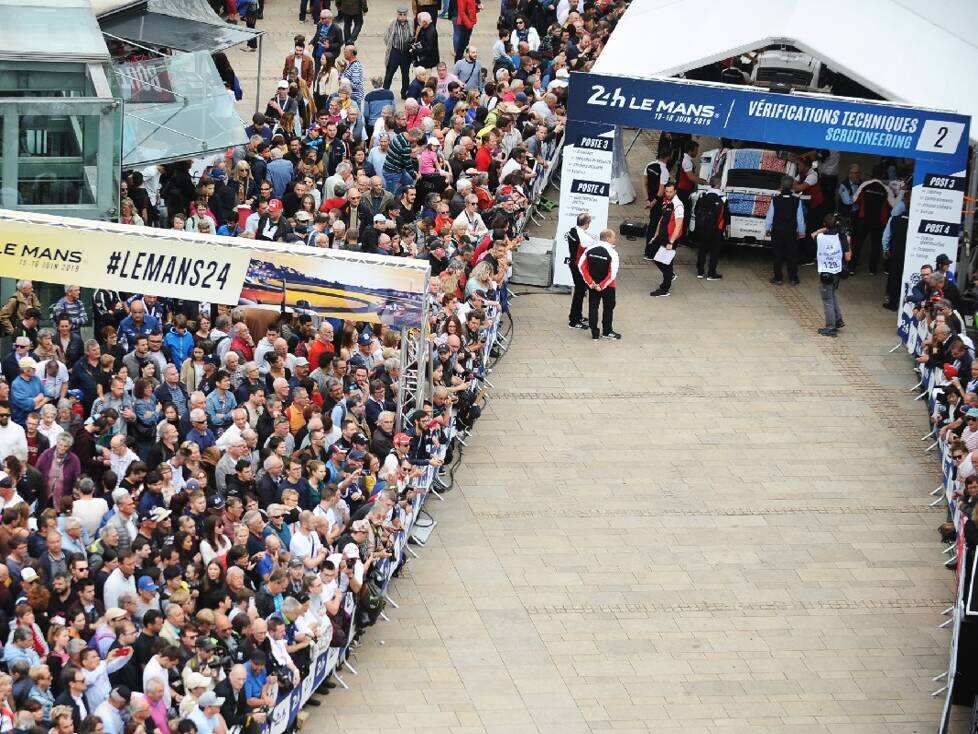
xmin=578 ymin=229 xmax=621 ymax=341
xmin=453 ymin=0 xmax=478 ymax=62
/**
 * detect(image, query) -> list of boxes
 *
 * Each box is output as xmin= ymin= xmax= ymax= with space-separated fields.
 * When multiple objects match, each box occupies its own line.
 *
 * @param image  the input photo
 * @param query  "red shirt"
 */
xmin=474 ymin=145 xmax=493 ymax=172
xmin=458 ymin=0 xmax=478 ymax=28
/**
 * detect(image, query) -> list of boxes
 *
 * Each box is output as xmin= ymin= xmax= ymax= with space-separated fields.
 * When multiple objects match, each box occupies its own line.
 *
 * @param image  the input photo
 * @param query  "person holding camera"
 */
xmin=813 ymin=213 xmax=852 ymax=337
xmin=182 ymin=637 xmax=227 ymax=692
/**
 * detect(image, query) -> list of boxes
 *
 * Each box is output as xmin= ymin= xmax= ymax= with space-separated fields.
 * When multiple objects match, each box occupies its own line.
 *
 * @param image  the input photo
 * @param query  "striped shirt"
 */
xmin=341 ymin=59 xmax=365 ymax=107
xmin=383 ymin=132 xmax=414 ymax=175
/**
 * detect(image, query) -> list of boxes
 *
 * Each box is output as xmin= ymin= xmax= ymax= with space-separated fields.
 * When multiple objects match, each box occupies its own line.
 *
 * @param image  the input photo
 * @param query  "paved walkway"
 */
xmin=229 ymin=5 xmax=960 ymax=731
xmin=311 ymin=152 xmax=958 ymax=734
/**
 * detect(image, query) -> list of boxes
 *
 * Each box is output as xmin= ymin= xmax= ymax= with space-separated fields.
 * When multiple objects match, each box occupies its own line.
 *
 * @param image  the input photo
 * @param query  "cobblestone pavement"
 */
xmin=230 ymin=5 xmax=964 ymax=731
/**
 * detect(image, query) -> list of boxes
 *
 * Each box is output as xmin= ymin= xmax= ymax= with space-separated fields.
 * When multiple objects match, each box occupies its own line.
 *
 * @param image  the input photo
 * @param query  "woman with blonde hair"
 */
xmin=118 ymin=198 xmax=143 ymax=226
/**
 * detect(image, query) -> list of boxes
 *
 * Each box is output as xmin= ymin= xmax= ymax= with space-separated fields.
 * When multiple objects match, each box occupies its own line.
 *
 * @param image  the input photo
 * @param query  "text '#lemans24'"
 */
xmin=106 ymin=250 xmax=232 ymax=290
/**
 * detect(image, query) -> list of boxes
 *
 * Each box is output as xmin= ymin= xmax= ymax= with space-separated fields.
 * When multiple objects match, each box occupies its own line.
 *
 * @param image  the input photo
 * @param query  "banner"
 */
xmin=0 ymin=209 xmax=250 ymax=305
xmin=564 ymin=72 xmax=970 ymax=303
xmin=239 ymin=244 xmax=429 ymax=327
xmin=568 ymin=72 xmax=970 ymax=163
xmin=0 ymin=209 xmax=431 ymax=327
xmin=552 ymin=121 xmax=614 ymax=288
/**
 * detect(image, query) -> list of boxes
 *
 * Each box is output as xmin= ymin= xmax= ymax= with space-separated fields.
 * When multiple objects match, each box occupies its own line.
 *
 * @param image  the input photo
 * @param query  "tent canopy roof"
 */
xmin=593 ymin=0 xmax=978 ymax=143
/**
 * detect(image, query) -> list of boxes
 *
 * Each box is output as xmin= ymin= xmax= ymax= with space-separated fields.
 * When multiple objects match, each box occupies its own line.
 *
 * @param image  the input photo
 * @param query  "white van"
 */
xmin=690 ymin=147 xmax=798 ymax=245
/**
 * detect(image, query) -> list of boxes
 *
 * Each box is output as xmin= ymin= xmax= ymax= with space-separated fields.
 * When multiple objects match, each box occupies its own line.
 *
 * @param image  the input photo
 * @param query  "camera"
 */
xmin=203 ymin=655 xmax=233 ymax=672
xmin=345 ymin=557 xmax=356 ymax=569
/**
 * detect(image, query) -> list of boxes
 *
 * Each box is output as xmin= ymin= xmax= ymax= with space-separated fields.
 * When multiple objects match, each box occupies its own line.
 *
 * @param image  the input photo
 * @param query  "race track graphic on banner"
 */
xmin=240 ymin=243 xmax=430 ymax=328
xmin=904 ymin=168 xmax=967 ymax=287
xmin=0 ymin=208 xmax=250 ymax=304
xmin=552 ymin=121 xmax=614 ymax=288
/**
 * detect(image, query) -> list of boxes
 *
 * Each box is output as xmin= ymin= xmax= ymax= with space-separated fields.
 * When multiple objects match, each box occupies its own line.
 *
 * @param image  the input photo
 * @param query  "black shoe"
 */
xmin=696 ymin=272 xmax=705 ymax=279
xmin=643 ymin=255 xmax=655 ymax=262
xmin=592 ymin=332 xmax=600 ymax=340
xmin=769 ymin=277 xmax=783 ymax=285
xmin=789 ymin=279 xmax=800 ymax=286
xmin=869 ymin=269 xmax=877 ymax=276
xmin=882 ymin=302 xmax=898 ymax=311
xmin=817 ymin=328 xmax=838 ymax=337
xmin=603 ymin=331 xmax=622 ymax=340
xmin=568 ymin=319 xmax=588 ymax=329
xmin=305 ymin=698 xmax=322 ymax=707
xmin=707 ymin=273 xmax=723 ymax=281
xmin=649 ymin=289 xmax=671 ymax=297
xmin=835 ymin=320 xmax=845 ymax=329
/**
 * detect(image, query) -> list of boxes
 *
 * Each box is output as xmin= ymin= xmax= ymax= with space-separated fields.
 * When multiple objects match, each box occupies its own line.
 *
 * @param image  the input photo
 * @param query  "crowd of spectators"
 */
xmin=0 ymin=1 xmax=631 ymax=733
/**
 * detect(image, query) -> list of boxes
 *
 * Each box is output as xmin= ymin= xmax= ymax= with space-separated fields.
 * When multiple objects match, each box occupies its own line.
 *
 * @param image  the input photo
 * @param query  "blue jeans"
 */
xmin=383 ymin=169 xmax=414 ymax=196
xmin=453 ymin=24 xmax=472 ymax=62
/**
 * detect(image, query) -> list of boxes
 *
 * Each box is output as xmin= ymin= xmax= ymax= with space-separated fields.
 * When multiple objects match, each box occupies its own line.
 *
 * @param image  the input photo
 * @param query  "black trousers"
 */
xmin=383 ymin=48 xmax=412 ymax=98
xmin=852 ymin=219 xmax=885 ymax=272
xmin=886 ymin=242 xmax=906 ymax=306
xmin=654 ymin=258 xmax=674 ymax=292
xmin=588 ymin=287 xmax=615 ymax=336
xmin=771 ymin=232 xmax=799 ymax=282
xmin=644 ymin=202 xmax=662 ymax=258
xmin=341 ymin=12 xmax=364 ymax=41
xmin=568 ymin=261 xmax=586 ymax=324
xmin=695 ymin=231 xmax=723 ymax=276
xmin=298 ymin=0 xmax=320 ymax=20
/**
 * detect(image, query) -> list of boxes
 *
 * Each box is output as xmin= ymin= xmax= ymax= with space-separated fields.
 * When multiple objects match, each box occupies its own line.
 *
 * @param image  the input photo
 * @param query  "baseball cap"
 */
xmin=357 ymin=332 xmax=373 ymax=346
xmin=184 ymin=479 xmax=201 ymax=492
xmin=109 ymin=686 xmax=131 ymax=703
xmin=308 ymin=123 xmax=321 ymax=131
xmin=137 ymin=576 xmax=159 ymax=593
xmin=68 ymin=389 xmax=84 ymax=400
xmin=351 ymin=519 xmax=369 ymax=533
xmin=20 ymin=567 xmax=38 ymax=583
xmin=277 ymin=80 xmax=289 ymax=89
xmin=967 ymin=408 xmax=978 ymax=420
xmin=348 ymin=449 xmax=366 ymax=460
xmin=0 ymin=472 xmax=12 ymax=488
xmin=288 ymin=557 xmax=304 ymax=568
xmin=515 ymin=92 xmax=529 ymax=104
xmin=342 ymin=543 xmax=360 ymax=559
xmin=393 ymin=432 xmax=411 ymax=445
xmin=294 ymin=356 xmax=309 ymax=367
xmin=330 ymin=443 xmax=348 ymax=455
xmin=68 ymin=639 xmax=89 ymax=654
xmin=18 ymin=357 xmax=37 ymax=371
xmin=105 ymin=607 xmax=127 ymax=623
xmin=373 ymin=213 xmax=387 ymax=223
xmin=944 ymin=364 xmax=959 ymax=379
xmin=352 ymin=433 xmax=368 ymax=445
xmin=150 ymin=507 xmax=171 ymax=522
xmin=198 ymin=692 xmax=225 ymax=708
xmin=207 ymin=495 xmax=225 ymax=511
xmin=196 ymin=637 xmax=216 ymax=651
xmin=268 ymin=199 xmax=283 ymax=213
xmin=294 ymin=210 xmax=313 ymax=223
xmin=185 ymin=673 xmax=210 ymax=691
xmin=137 ymin=510 xmax=159 ymax=524
xmin=936 ymin=254 xmax=952 ymax=265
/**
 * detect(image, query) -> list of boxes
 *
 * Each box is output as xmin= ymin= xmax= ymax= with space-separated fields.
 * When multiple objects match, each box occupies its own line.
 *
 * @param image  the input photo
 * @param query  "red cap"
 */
xmin=393 ymin=432 xmax=411 ymax=445
xmin=944 ymin=364 xmax=959 ymax=379
xmin=268 ymin=198 xmax=283 ymax=213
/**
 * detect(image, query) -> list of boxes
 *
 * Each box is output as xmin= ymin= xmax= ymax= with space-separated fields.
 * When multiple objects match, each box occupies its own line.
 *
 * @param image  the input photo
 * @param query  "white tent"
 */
xmin=593 ymin=0 xmax=978 ymax=142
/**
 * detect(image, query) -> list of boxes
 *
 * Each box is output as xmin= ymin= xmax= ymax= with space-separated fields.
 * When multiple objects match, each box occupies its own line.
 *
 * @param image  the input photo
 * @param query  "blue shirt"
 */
xmin=10 ymin=375 xmax=42 ymax=424
xmin=163 ymin=329 xmax=194 ymax=366
xmin=117 ymin=314 xmax=160 ymax=351
xmin=244 ymin=666 xmax=268 ymax=700
xmin=206 ymin=389 xmax=237 ymax=430
xmin=266 ymin=159 xmax=295 ymax=199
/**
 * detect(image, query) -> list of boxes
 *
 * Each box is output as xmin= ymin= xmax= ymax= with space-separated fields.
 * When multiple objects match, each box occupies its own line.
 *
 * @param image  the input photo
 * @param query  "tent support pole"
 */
xmin=624 ymin=128 xmax=643 ymax=157
xmin=255 ymin=35 xmax=264 ymax=115
xmin=963 ymin=144 xmax=977 ymax=275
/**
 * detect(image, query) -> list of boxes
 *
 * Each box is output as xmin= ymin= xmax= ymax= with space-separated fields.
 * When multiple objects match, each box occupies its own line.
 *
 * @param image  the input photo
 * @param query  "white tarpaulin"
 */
xmin=594 ymin=0 xmax=978 ymax=142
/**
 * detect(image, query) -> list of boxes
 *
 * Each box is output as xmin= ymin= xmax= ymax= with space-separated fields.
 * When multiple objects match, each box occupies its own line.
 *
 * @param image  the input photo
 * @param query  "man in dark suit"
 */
xmin=54 ymin=666 xmax=89 ymax=729
xmin=215 ymin=663 xmax=267 ymax=734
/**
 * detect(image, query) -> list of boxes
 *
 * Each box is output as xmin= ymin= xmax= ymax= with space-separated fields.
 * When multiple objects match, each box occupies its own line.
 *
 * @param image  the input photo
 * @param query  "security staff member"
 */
xmin=578 ymin=229 xmax=621 ymax=341
xmin=764 ymin=176 xmax=806 ymax=286
xmin=642 ymin=151 xmax=671 ymax=260
xmin=693 ymin=175 xmax=728 ymax=281
xmin=882 ymin=189 xmax=911 ymax=310
xmin=566 ymin=213 xmax=594 ymax=330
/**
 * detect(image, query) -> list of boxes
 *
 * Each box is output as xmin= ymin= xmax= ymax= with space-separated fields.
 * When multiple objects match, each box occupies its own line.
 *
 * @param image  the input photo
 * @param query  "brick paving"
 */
xmin=232 ymin=2 xmax=966 ymax=730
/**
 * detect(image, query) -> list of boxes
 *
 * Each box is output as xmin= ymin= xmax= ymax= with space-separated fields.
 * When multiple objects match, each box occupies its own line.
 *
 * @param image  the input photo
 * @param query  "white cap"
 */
xmin=277 ymin=80 xmax=289 ymax=89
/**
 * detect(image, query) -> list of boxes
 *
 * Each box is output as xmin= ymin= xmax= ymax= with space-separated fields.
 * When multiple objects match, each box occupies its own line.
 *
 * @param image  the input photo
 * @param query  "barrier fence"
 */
xmin=896 ymin=294 xmax=975 ymax=733
xmin=248 ymin=130 xmax=561 ymax=734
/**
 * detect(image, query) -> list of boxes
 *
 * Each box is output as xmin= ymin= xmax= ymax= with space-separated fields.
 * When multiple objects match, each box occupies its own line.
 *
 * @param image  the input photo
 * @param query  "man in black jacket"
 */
xmin=54 ymin=666 xmax=89 ymax=729
xmin=765 ymin=176 xmax=806 ymax=286
xmin=216 ymin=664 xmax=267 ymax=734
xmin=566 ymin=212 xmax=592 ymax=330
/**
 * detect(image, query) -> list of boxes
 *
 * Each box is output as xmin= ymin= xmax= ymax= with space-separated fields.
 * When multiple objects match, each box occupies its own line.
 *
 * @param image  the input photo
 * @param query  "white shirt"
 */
xmin=109 ymin=449 xmax=139 ymax=487
xmin=94 ymin=701 xmax=124 ymax=734
xmin=289 ymin=528 xmax=322 ymax=561
xmin=815 ymin=232 xmax=844 ymax=274
xmin=103 ymin=568 xmax=137 ymax=610
xmin=73 ymin=497 xmax=109 ymax=538
xmin=37 ymin=420 xmax=64 ymax=445
xmin=0 ymin=422 xmax=27 ymax=464
xmin=143 ymin=656 xmax=171 ymax=706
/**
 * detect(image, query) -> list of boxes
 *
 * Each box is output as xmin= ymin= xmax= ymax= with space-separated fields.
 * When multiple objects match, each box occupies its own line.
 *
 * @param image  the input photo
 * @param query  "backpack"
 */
xmin=694 ymin=192 xmax=724 ymax=234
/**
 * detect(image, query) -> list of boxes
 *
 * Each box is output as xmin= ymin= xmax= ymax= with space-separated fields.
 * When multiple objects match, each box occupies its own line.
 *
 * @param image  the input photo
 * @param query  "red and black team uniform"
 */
xmin=675 ymin=150 xmax=697 ymax=242
xmin=650 ymin=195 xmax=684 ymax=296
xmin=578 ymin=239 xmax=620 ymax=340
